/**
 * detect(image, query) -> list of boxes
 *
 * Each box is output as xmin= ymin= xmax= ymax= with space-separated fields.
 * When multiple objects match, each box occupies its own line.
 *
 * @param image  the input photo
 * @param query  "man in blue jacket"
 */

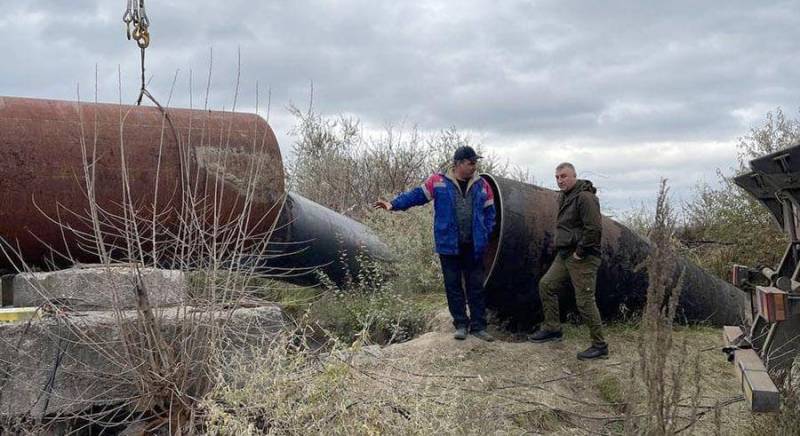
xmin=374 ymin=146 xmax=497 ymax=341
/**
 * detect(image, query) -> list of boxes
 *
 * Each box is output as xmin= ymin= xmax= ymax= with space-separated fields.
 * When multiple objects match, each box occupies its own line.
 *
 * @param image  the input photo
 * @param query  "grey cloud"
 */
xmin=2 ymin=0 xmax=799 ymax=211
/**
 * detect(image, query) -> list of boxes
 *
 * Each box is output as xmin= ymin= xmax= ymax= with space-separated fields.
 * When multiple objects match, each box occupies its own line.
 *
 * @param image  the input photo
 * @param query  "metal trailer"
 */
xmin=724 ymin=143 xmax=800 ymax=412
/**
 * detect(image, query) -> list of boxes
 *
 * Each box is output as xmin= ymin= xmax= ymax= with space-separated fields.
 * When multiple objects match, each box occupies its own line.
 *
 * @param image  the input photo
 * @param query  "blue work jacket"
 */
xmin=391 ymin=170 xmax=496 ymax=261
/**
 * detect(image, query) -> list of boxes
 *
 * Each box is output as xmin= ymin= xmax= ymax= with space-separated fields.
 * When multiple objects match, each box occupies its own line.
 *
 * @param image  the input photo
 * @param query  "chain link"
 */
xmin=123 ymin=0 xmax=150 ymax=48
xmin=123 ymin=0 xmax=155 ymax=106
xmin=121 ymin=1 xmax=179 ymax=150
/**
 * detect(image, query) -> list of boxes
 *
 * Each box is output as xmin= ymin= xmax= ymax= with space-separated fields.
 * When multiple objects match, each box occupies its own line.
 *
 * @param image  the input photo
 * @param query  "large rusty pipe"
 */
xmin=482 ymin=175 xmax=749 ymax=328
xmin=0 ymin=96 xmax=285 ymax=268
xmin=0 ymin=97 xmax=388 ymax=286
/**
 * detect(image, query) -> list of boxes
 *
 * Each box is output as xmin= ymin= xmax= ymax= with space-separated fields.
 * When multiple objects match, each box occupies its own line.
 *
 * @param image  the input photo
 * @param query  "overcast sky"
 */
xmin=3 ymin=1 xmax=799 ymax=215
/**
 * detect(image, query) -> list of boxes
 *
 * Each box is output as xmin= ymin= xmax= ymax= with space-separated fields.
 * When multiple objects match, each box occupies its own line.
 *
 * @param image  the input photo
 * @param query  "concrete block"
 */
xmin=7 ymin=266 xmax=185 ymax=310
xmin=0 ymin=305 xmax=285 ymax=418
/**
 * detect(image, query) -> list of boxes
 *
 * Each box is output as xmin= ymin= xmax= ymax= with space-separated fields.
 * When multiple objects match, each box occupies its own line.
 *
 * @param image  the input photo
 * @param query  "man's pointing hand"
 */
xmin=373 ymin=200 xmax=392 ymax=211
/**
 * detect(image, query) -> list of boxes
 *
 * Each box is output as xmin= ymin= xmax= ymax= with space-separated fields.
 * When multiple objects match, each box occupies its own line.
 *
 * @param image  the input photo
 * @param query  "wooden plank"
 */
xmin=756 ymin=286 xmax=788 ymax=322
xmin=734 ymin=349 xmax=766 ymax=385
xmin=743 ymin=370 xmax=780 ymax=413
xmin=776 ymin=292 xmax=786 ymax=320
xmin=733 ymin=348 xmax=780 ymax=413
xmin=723 ymin=326 xmax=744 ymax=347
xmin=0 ymin=307 xmax=39 ymax=323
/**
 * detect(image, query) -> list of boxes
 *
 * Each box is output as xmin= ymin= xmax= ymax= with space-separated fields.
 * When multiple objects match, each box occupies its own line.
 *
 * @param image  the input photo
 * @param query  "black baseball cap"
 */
xmin=453 ymin=145 xmax=482 ymax=162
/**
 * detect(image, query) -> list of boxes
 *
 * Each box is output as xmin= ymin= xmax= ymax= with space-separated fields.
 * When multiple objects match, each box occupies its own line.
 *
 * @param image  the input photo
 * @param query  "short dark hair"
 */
xmin=555 ymin=162 xmax=576 ymax=173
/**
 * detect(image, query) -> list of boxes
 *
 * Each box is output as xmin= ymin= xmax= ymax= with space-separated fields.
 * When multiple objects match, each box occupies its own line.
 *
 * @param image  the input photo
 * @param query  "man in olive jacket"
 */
xmin=529 ymin=162 xmax=608 ymax=360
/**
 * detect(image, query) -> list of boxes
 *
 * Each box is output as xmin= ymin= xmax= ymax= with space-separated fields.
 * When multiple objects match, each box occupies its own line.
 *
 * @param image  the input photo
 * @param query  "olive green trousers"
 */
xmin=538 ymin=254 xmax=606 ymax=346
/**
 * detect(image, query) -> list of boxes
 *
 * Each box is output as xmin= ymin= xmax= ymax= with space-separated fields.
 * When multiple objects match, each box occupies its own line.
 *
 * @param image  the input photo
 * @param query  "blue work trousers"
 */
xmin=439 ymin=244 xmax=487 ymax=332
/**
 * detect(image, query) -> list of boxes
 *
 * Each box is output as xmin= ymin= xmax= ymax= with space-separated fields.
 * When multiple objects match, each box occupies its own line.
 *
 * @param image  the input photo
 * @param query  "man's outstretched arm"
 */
xmin=374 ymin=175 xmax=438 ymax=212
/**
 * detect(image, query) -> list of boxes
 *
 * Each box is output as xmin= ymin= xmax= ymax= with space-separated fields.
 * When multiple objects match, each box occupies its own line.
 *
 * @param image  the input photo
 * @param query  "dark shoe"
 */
xmin=577 ymin=344 xmax=609 ymax=360
xmin=453 ymin=327 xmax=468 ymax=340
xmin=471 ymin=330 xmax=495 ymax=342
xmin=528 ymin=329 xmax=563 ymax=343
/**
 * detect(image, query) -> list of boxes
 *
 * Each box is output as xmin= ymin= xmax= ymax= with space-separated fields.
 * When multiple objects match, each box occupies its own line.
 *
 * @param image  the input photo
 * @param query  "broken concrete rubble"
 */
xmin=0 ymin=305 xmax=285 ymax=419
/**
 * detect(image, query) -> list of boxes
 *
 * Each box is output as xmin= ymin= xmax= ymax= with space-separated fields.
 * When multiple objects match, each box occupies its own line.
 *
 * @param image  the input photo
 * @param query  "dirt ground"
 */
xmin=337 ymin=309 xmax=755 ymax=435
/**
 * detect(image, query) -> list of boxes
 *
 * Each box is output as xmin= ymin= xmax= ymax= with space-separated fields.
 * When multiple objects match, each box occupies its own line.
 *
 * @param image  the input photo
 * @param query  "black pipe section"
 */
xmin=481 ymin=175 xmax=749 ymax=329
xmin=263 ymin=192 xmax=393 ymax=286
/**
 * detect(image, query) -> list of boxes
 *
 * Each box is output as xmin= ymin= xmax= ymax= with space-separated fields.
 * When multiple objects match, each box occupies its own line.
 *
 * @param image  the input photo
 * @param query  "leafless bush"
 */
xmin=286 ymin=102 xmax=525 ymax=218
xmin=0 ymin=67 xmax=290 ymax=434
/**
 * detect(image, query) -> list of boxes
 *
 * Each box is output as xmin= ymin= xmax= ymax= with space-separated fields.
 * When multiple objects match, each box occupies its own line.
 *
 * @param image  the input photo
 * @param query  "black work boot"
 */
xmin=453 ymin=327 xmax=468 ymax=340
xmin=527 ymin=329 xmax=563 ymax=343
xmin=577 ymin=343 xmax=609 ymax=360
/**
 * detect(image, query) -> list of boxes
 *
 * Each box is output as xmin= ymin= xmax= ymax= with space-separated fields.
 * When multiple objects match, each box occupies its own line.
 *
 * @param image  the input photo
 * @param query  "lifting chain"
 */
xmin=122 ymin=0 xmax=154 ymax=105
xmin=123 ymin=0 xmax=150 ymax=49
xmin=120 ymin=1 xmax=181 ymax=150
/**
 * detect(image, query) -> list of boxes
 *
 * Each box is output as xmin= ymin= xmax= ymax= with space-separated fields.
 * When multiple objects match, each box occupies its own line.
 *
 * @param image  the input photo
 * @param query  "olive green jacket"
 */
xmin=555 ymin=179 xmax=602 ymax=258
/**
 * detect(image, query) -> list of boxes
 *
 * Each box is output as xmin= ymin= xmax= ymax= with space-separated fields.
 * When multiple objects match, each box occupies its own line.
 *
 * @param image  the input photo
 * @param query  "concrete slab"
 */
xmin=6 ymin=266 xmax=185 ymax=310
xmin=0 ymin=305 xmax=285 ymax=418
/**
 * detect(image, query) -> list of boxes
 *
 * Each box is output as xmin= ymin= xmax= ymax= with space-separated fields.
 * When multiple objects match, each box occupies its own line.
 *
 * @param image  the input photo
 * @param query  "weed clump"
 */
xmin=624 ymin=180 xmax=703 ymax=435
xmin=309 ymin=247 xmax=439 ymax=345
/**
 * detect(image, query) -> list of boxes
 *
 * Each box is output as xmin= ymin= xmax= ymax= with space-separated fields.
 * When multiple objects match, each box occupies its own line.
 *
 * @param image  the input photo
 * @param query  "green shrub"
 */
xmin=596 ymin=373 xmax=625 ymax=407
xmin=362 ymin=206 xmax=443 ymax=295
xmin=286 ymin=104 xmax=530 ymax=220
xmin=309 ymin=248 xmax=439 ymax=345
xmin=682 ymin=108 xmax=798 ymax=279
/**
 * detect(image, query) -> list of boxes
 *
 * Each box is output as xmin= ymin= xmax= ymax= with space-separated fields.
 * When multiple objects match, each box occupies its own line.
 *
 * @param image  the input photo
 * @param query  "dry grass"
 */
xmin=204 ymin=313 xmax=751 ymax=435
xmin=3 ymin=76 xmax=793 ymax=435
xmin=622 ymin=179 xmax=704 ymax=435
